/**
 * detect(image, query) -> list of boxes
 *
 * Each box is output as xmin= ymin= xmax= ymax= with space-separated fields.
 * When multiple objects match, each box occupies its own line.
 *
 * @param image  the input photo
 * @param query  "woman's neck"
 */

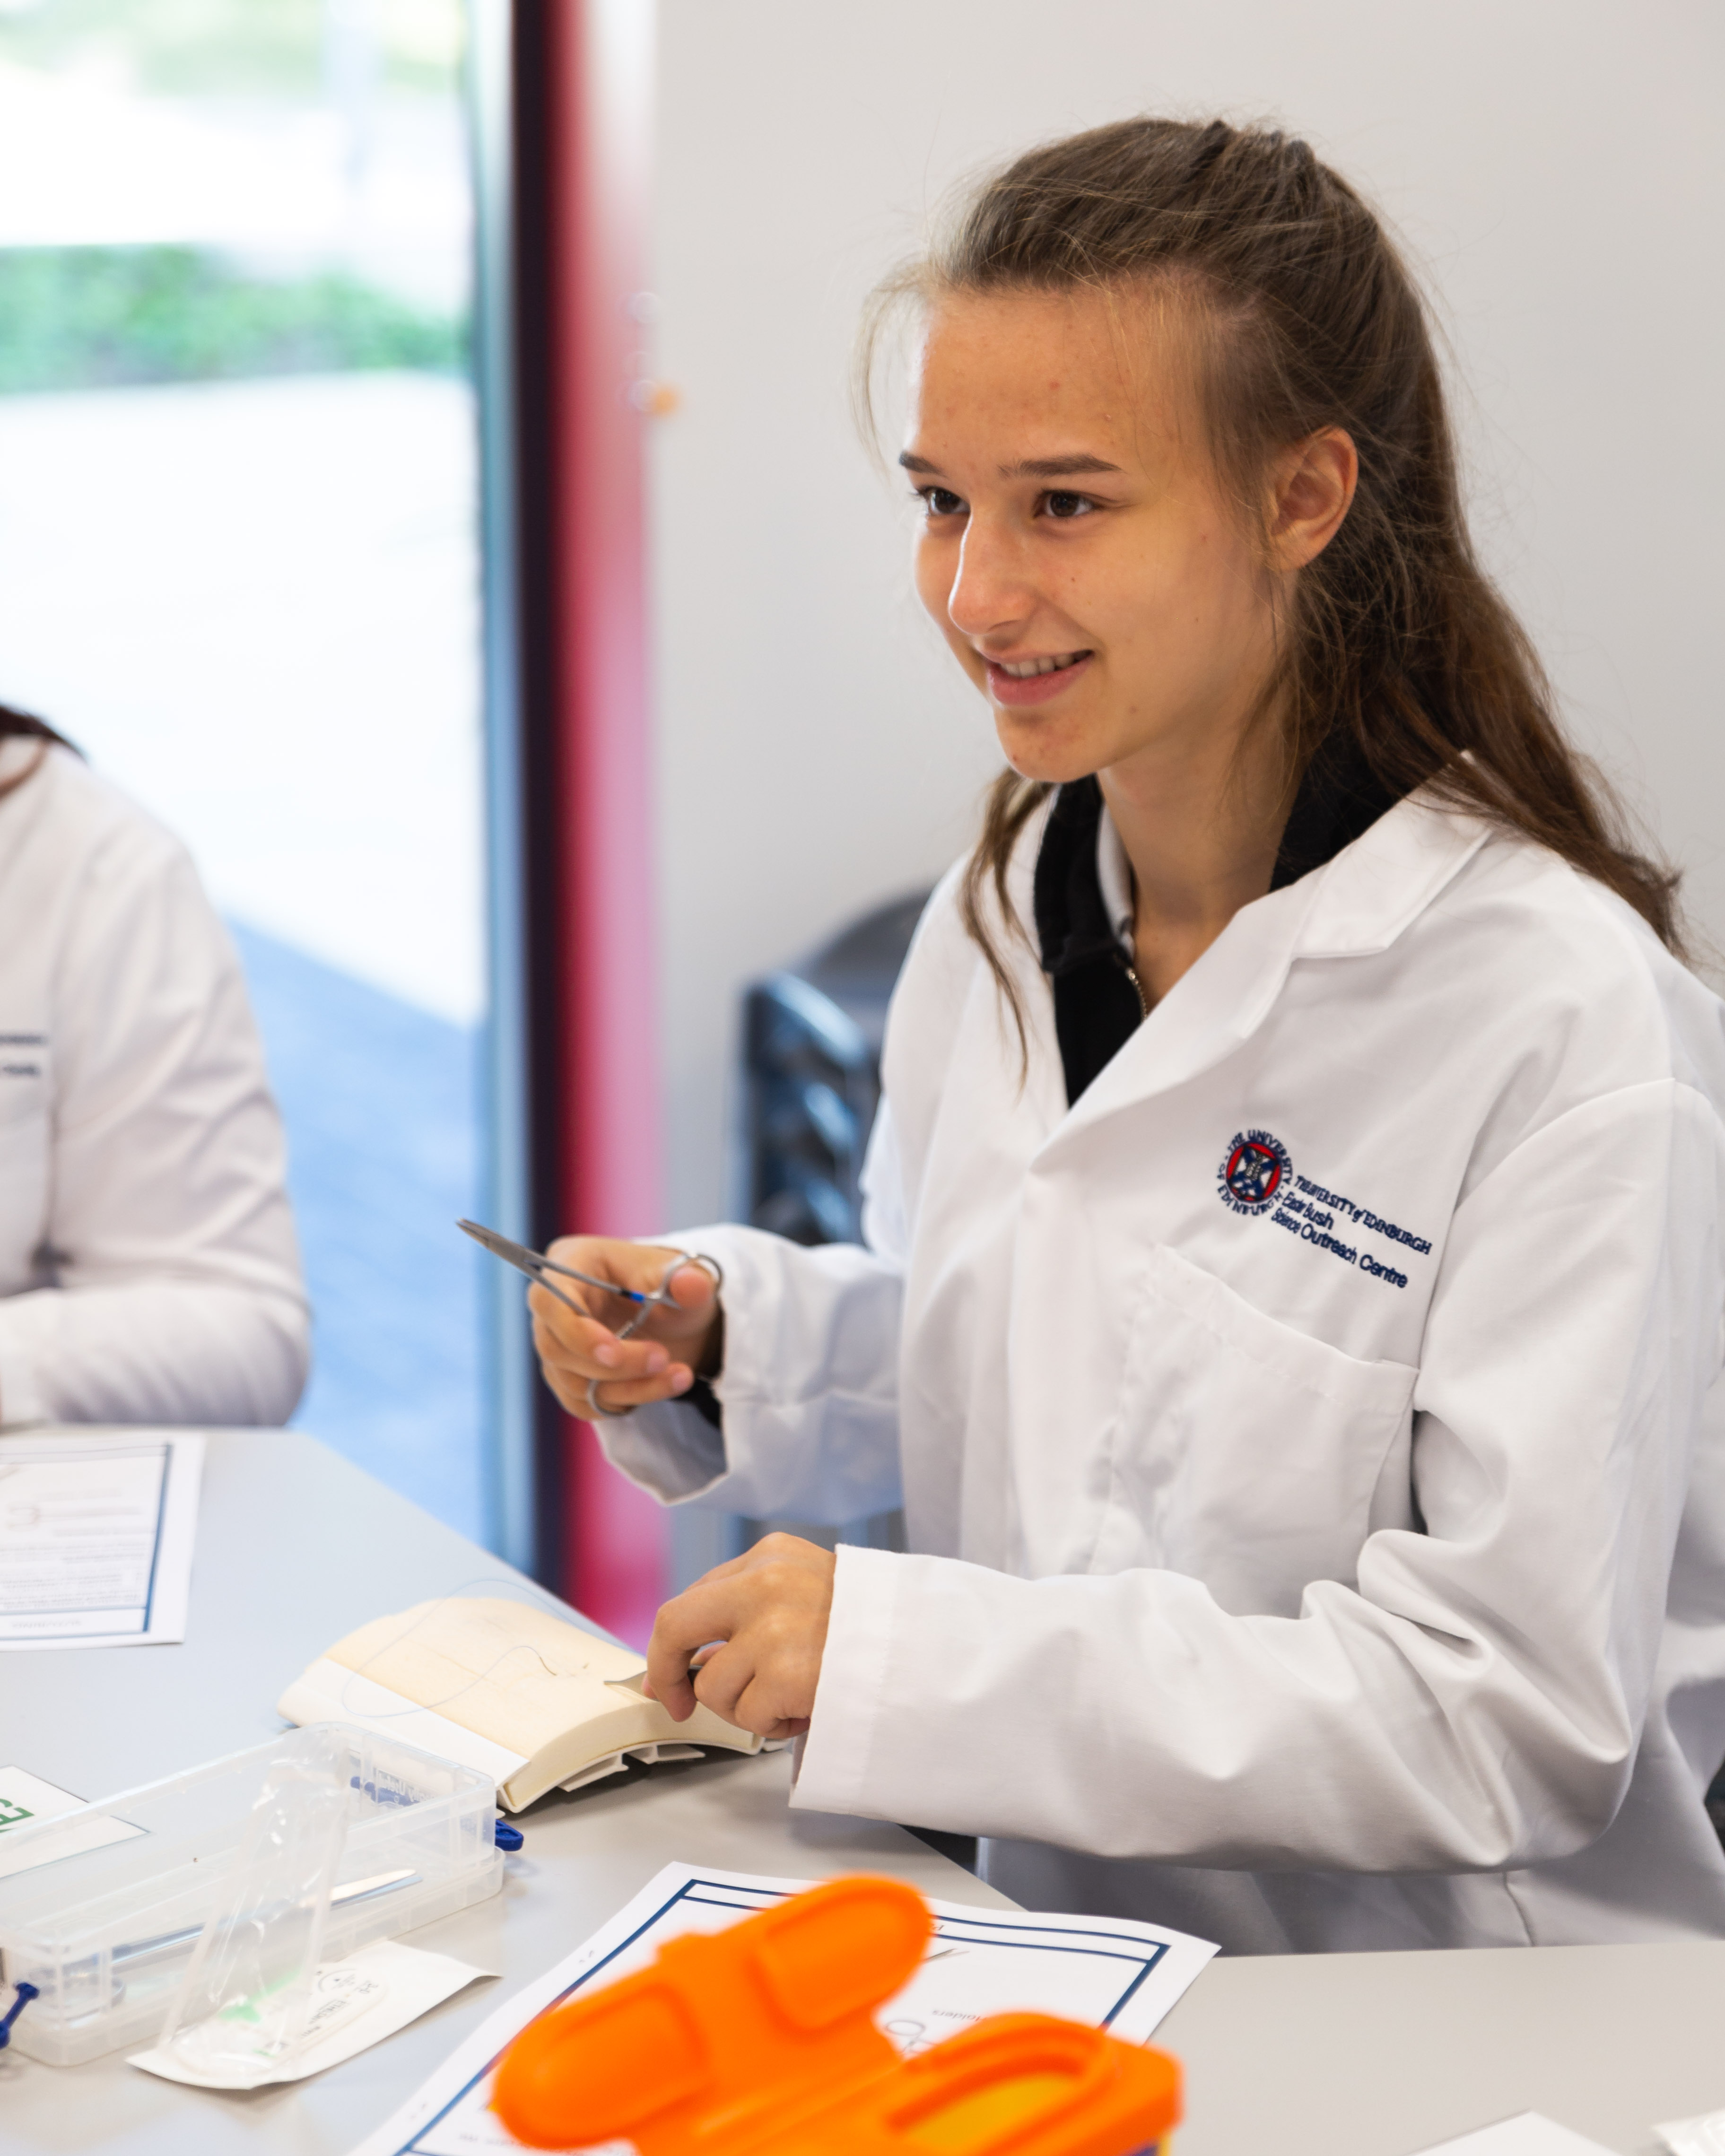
xmin=1097 ymin=722 xmax=1286 ymax=1007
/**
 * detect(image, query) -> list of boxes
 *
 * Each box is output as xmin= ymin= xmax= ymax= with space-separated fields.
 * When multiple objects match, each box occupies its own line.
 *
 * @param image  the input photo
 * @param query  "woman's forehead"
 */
xmin=907 ymin=287 xmax=1199 ymax=464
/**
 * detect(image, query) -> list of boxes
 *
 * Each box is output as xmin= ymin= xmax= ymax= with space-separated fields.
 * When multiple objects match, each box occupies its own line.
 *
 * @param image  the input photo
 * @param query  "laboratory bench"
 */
xmin=3 ymin=1428 xmax=1723 ymax=2156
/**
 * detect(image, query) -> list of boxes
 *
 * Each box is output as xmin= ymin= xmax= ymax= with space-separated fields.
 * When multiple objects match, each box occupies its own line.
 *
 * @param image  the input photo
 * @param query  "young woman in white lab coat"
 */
xmin=529 ymin=119 xmax=1725 ymax=1954
xmin=0 ymin=710 xmax=307 ymax=1426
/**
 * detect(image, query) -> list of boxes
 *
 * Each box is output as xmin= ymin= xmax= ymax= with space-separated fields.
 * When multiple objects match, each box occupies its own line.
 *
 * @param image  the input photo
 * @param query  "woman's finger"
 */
xmin=687 ymin=1641 xmax=751 ymax=1724
xmin=527 ymin=1286 xmax=629 ymax=1365
xmin=532 ymin=1329 xmax=676 ymax=1393
xmin=527 ymin=1278 xmax=667 ymax=1367
xmin=544 ymin=1240 xmax=715 ymax=1339
xmin=535 ymin=1332 xmax=678 ymax=1389
xmin=731 ymin=1674 xmax=809 ymax=1741
xmin=540 ymin=1360 xmax=695 ymax=1419
xmin=667 ymin=1261 xmax=720 ymax=1315
xmin=646 ymin=1578 xmax=737 ymax=1720
xmin=585 ymin=1368 xmax=695 ymax=1410
xmin=529 ymin=1301 xmax=678 ymax=1382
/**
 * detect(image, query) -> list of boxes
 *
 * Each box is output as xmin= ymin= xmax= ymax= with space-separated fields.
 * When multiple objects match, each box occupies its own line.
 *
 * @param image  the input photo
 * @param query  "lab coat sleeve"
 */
xmin=596 ymin=1105 xmax=909 ymax=1521
xmin=794 ymin=1079 xmax=1725 ymax=1873
xmin=0 ymin=835 xmax=308 ymax=1428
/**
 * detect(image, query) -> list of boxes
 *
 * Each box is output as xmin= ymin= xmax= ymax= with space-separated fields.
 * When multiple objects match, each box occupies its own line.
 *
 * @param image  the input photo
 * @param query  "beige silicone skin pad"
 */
xmin=322 ymin=1598 xmax=759 ymax=1778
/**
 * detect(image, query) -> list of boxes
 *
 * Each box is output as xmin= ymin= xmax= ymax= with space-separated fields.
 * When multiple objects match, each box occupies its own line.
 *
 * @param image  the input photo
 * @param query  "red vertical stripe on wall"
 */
xmin=542 ymin=0 xmax=667 ymax=1647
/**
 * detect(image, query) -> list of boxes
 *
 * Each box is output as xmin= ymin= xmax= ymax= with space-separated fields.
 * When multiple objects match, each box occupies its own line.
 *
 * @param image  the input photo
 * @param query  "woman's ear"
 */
xmin=1267 ymin=427 xmax=1358 ymax=572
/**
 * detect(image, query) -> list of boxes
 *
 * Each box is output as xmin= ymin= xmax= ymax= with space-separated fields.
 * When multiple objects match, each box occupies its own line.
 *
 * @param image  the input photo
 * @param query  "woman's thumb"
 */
xmin=669 ymin=1260 xmax=717 ymax=1312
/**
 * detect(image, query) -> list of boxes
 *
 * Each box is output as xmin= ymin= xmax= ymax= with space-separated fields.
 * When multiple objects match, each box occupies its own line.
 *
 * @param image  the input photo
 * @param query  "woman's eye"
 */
xmin=918 ymin=487 xmax=966 ymax=519
xmin=1042 ymin=491 xmax=1096 ymax=521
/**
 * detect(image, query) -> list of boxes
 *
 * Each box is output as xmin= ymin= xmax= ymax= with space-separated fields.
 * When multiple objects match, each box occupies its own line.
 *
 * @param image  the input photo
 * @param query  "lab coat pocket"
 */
xmin=1094 ymin=1243 xmax=1416 ymax=1617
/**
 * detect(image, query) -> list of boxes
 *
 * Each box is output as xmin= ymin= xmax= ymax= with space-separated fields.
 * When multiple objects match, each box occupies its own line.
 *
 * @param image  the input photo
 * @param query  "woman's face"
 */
xmin=905 ymin=287 xmax=1284 ymax=788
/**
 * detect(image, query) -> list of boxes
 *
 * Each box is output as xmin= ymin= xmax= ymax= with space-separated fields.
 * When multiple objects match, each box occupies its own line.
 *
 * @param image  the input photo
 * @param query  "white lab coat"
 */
xmin=0 ymin=739 xmax=308 ymax=1426
xmin=611 ymin=788 xmax=1725 ymax=1953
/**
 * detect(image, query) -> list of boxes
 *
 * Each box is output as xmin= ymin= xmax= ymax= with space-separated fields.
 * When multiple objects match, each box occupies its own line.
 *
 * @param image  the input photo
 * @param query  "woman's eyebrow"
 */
xmin=896 ymin=451 xmax=1124 ymax=479
xmin=1002 ymin=454 xmax=1124 ymax=478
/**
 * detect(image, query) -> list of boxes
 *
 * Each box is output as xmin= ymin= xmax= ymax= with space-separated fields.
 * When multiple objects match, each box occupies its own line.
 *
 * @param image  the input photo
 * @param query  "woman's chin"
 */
xmin=995 ymin=715 xmax=1109 ymax=788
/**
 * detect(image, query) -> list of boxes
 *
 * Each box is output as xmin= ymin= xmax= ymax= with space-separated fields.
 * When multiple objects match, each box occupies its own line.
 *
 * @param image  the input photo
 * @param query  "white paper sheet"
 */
xmin=130 ymin=1939 xmax=495 ymax=2090
xmin=0 ymin=1431 xmax=203 ymax=1647
xmin=1418 ymin=2116 xmax=1618 ymax=2156
xmin=0 ymin=1765 xmax=143 ymax=1878
xmin=347 ymin=1860 xmax=1218 ymax=2156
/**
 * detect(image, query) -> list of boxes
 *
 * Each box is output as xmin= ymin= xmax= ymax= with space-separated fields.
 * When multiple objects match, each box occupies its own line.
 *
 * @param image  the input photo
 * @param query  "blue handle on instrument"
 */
xmin=0 ymin=1982 xmax=39 ymax=2051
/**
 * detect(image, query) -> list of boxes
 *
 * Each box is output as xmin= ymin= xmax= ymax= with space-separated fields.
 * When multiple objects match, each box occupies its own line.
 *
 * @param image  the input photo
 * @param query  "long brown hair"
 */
xmin=864 ymin=117 xmax=1682 ymax=1024
xmin=0 ymin=704 xmax=77 ymax=803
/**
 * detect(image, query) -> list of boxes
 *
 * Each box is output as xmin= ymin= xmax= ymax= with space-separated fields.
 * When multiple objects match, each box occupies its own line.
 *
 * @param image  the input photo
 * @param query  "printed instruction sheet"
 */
xmin=349 ymin=1860 xmax=1218 ymax=2156
xmin=0 ymin=1432 xmax=204 ymax=1647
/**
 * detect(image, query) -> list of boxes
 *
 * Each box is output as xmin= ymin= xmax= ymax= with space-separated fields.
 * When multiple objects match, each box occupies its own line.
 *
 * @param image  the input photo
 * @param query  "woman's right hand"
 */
xmin=528 ymin=1238 xmax=722 ymax=1420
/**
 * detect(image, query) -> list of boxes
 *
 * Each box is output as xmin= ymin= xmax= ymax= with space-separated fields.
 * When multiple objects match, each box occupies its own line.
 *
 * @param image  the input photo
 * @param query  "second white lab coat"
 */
xmin=0 ymin=739 xmax=308 ymax=1427
xmin=610 ymin=788 xmax=1725 ymax=1953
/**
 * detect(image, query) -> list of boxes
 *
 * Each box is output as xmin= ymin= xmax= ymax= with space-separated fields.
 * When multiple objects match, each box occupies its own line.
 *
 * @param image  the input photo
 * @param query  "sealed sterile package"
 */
xmin=152 ymin=1727 xmax=351 ymax=2086
xmin=131 ymin=1938 xmax=495 ymax=2090
xmin=0 ymin=1724 xmax=502 ymax=2065
xmin=1657 ymin=2115 xmax=1725 ymax=2156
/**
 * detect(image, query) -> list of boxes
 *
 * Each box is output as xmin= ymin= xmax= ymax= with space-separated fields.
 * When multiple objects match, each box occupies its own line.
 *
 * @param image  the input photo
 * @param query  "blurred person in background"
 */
xmin=0 ymin=706 xmax=307 ymax=1426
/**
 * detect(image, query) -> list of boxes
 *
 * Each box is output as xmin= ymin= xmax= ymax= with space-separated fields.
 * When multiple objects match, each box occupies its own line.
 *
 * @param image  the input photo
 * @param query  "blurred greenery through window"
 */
xmin=0 ymin=247 xmax=465 ymax=391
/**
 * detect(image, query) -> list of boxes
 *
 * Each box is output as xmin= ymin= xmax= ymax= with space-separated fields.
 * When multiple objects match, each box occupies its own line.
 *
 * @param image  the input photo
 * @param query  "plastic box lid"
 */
xmin=0 ymin=1722 xmax=502 ymax=2065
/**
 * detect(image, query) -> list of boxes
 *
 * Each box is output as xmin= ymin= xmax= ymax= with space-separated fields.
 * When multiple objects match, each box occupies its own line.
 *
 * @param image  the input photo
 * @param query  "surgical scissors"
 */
xmin=456 ymin=1219 xmax=723 ymax=1342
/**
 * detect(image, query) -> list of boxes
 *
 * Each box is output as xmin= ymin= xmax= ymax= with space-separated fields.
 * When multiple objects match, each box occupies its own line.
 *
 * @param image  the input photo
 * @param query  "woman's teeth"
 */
xmin=998 ymin=652 xmax=1086 ymax=678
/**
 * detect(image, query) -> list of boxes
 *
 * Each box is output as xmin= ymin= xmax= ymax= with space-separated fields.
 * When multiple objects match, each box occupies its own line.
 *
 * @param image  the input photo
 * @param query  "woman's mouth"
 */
xmin=984 ymin=649 xmax=1093 ymax=706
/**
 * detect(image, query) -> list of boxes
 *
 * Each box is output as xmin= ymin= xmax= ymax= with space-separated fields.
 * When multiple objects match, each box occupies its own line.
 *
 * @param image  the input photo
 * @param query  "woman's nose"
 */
xmin=944 ymin=515 xmax=1034 ymax=642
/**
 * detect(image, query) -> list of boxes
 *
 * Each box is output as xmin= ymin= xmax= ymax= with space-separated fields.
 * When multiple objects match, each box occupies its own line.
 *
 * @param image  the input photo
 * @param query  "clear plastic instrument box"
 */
xmin=0 ymin=1723 xmax=503 ymax=2065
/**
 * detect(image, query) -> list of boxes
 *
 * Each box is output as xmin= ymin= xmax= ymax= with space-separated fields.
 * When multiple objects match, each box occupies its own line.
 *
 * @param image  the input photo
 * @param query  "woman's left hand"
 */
xmin=644 ymin=1533 xmax=836 ymax=1741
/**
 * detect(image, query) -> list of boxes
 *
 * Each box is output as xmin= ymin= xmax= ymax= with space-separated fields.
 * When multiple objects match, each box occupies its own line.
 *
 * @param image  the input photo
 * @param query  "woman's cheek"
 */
xmin=911 ymin=533 xmax=950 ymax=626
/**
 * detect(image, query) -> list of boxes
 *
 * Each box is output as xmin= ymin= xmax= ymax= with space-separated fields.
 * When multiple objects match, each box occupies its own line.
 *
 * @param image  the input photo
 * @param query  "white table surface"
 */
xmin=0 ymin=1429 xmax=1012 ymax=2155
xmin=1159 ymin=1935 xmax=1725 ymax=2156
xmin=5 ymin=1427 xmax=1725 ymax=2156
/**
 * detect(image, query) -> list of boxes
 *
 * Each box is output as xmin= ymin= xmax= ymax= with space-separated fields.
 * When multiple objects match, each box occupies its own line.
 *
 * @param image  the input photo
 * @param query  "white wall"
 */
xmin=651 ymin=0 xmax=1724 ymax=1230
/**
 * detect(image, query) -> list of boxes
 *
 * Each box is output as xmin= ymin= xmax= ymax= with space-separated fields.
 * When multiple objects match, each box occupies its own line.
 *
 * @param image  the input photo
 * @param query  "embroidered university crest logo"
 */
xmin=1218 ymin=1128 xmax=1292 ymax=1216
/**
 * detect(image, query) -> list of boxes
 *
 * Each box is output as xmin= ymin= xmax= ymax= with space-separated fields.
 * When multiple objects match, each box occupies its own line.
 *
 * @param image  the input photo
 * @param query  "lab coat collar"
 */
xmin=1028 ymin=789 xmax=1491 ymax=1143
xmin=1295 ymin=785 xmax=1491 ymax=958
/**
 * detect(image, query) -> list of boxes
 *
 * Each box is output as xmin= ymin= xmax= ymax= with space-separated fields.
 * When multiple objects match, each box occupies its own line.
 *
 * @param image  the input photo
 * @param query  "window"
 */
xmin=0 ymin=0 xmax=492 ymax=1537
